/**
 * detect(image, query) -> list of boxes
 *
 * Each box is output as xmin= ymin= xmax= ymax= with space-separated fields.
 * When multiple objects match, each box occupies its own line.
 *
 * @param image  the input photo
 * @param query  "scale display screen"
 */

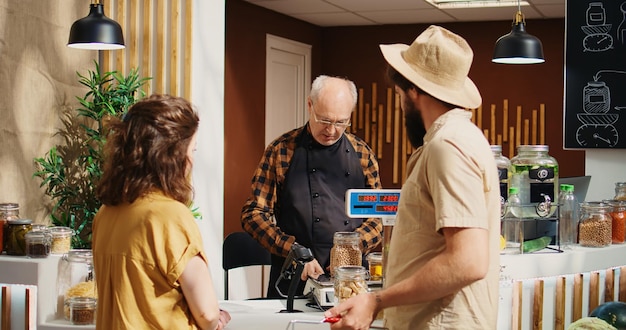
xmin=345 ymin=189 xmax=401 ymax=218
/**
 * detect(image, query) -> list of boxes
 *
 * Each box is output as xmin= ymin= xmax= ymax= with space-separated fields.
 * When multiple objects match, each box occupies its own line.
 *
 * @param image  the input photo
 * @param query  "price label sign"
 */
xmin=345 ymin=189 xmax=401 ymax=218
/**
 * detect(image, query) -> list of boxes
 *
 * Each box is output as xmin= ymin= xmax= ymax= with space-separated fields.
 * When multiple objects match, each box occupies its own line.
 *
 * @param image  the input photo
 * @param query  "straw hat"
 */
xmin=380 ymin=25 xmax=482 ymax=109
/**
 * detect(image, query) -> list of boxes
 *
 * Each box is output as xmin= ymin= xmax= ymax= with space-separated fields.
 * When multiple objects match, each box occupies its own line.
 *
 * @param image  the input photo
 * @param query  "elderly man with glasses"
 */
xmin=241 ymin=75 xmax=383 ymax=298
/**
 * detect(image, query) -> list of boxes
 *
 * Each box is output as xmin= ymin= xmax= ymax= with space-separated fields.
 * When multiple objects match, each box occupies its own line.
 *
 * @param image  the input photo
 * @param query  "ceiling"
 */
xmin=243 ymin=0 xmax=565 ymax=27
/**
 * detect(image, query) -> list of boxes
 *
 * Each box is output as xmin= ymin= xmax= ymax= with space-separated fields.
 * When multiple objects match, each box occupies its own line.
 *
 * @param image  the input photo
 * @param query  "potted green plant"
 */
xmin=33 ymin=62 xmax=150 ymax=249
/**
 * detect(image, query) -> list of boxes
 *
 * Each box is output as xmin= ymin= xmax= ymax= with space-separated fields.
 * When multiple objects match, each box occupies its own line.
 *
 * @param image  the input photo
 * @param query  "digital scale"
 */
xmin=305 ymin=189 xmax=401 ymax=307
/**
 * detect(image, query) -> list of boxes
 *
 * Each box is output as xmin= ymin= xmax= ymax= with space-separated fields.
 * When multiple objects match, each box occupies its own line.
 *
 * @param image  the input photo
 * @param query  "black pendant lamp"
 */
xmin=492 ymin=1 xmax=544 ymax=64
xmin=68 ymin=1 xmax=125 ymax=50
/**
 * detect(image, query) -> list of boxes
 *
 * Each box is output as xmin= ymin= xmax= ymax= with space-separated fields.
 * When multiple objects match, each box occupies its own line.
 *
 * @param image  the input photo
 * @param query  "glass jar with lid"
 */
xmin=0 ymin=202 xmax=20 ymax=254
xmin=491 ymin=145 xmax=511 ymax=214
xmin=509 ymin=145 xmax=559 ymax=218
xmin=49 ymin=226 xmax=73 ymax=254
xmin=68 ymin=297 xmax=96 ymax=325
xmin=333 ymin=265 xmax=368 ymax=305
xmin=615 ymin=182 xmax=626 ymax=201
xmin=603 ymin=199 xmax=626 ymax=244
xmin=329 ymin=232 xmax=362 ymax=277
xmin=25 ymin=231 xmax=51 ymax=258
xmin=59 ymin=249 xmax=96 ymax=320
xmin=366 ymin=252 xmax=383 ymax=282
xmin=5 ymin=218 xmax=32 ymax=256
xmin=578 ymin=201 xmax=612 ymax=247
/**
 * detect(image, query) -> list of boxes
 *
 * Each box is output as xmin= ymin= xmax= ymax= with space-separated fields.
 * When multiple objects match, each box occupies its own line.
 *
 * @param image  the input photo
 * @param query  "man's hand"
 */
xmin=301 ymin=258 xmax=324 ymax=280
xmin=324 ymin=292 xmax=378 ymax=330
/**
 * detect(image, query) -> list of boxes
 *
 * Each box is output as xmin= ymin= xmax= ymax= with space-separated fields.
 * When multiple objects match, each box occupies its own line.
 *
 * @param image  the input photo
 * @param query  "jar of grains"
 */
xmin=604 ymin=200 xmax=626 ymax=244
xmin=0 ymin=203 xmax=20 ymax=254
xmin=615 ymin=182 xmax=626 ymax=201
xmin=334 ymin=266 xmax=368 ymax=305
xmin=68 ymin=297 xmax=96 ymax=325
xmin=5 ymin=219 xmax=32 ymax=256
xmin=578 ymin=201 xmax=612 ymax=247
xmin=329 ymin=232 xmax=362 ymax=277
xmin=49 ymin=226 xmax=73 ymax=254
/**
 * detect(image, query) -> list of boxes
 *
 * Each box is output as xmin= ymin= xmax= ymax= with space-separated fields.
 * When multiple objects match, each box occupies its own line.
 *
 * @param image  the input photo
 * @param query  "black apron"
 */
xmin=268 ymin=128 xmax=367 ymax=298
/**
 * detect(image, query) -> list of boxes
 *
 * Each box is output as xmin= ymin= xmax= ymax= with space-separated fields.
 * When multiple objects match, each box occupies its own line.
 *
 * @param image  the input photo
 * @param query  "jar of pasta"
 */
xmin=578 ymin=201 xmax=612 ymax=247
xmin=329 ymin=232 xmax=362 ymax=277
xmin=59 ymin=249 xmax=96 ymax=320
xmin=334 ymin=266 xmax=368 ymax=305
xmin=49 ymin=226 xmax=73 ymax=254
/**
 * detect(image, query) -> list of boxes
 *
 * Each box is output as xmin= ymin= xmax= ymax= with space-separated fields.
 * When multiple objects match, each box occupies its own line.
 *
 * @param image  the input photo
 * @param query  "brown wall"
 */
xmin=225 ymin=0 xmax=585 ymax=237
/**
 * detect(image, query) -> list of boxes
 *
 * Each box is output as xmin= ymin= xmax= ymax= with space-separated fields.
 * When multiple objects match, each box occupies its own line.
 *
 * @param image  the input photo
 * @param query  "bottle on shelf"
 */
xmin=507 ymin=186 xmax=523 ymax=218
xmin=558 ymin=184 xmax=579 ymax=249
xmin=502 ymin=187 xmax=523 ymax=254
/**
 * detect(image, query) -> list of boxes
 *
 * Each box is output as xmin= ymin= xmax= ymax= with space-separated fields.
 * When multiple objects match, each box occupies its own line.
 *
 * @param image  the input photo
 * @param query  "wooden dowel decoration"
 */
xmin=372 ymin=83 xmax=377 ymax=116
xmin=130 ymin=0 xmax=139 ymax=70
xmin=371 ymin=123 xmax=377 ymax=155
xmin=512 ymin=280 xmax=522 ymax=330
xmin=483 ymin=129 xmax=489 ymax=140
xmin=524 ymin=119 xmax=530 ymax=145
xmin=497 ymin=134 xmax=502 ymax=146
xmin=509 ymin=127 xmax=515 ymax=158
xmin=503 ymin=99 xmax=509 ymax=142
xmin=531 ymin=109 xmax=538 ymax=145
xmin=555 ymin=276 xmax=566 ymax=330
xmin=142 ymin=0 xmax=153 ymax=96
xmin=156 ymin=0 xmax=166 ymax=92
xmin=170 ymin=0 xmax=180 ymax=94
xmin=590 ymin=271 xmax=600 ymax=312
xmin=378 ymin=104 xmax=384 ymax=158
xmin=471 ymin=108 xmax=476 ymax=125
xmin=393 ymin=94 xmax=400 ymax=184
xmin=365 ymin=103 xmax=371 ymax=144
xmin=539 ymin=103 xmax=546 ymax=144
xmin=490 ymin=104 xmax=496 ymax=144
xmin=477 ymin=105 xmax=483 ymax=130
xmin=2 ymin=286 xmax=11 ymax=330
xmin=372 ymin=105 xmax=377 ymax=123
xmin=516 ymin=106 xmax=522 ymax=148
xmin=619 ymin=266 xmax=626 ymax=301
xmin=573 ymin=273 xmax=584 ymax=321
xmin=117 ymin=0 xmax=127 ymax=73
xmin=184 ymin=0 xmax=193 ymax=99
xmin=358 ymin=88 xmax=364 ymax=129
xmin=605 ymin=268 xmax=615 ymax=302
xmin=533 ymin=279 xmax=544 ymax=330
xmin=386 ymin=88 xmax=392 ymax=143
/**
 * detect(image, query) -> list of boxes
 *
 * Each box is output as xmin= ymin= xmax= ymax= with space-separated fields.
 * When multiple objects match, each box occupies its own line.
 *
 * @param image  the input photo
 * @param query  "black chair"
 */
xmin=222 ymin=232 xmax=272 ymax=300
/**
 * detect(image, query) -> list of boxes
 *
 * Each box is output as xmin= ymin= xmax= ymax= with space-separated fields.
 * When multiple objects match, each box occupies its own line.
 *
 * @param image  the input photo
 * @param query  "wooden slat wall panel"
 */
xmin=103 ymin=0 xmax=192 ymax=98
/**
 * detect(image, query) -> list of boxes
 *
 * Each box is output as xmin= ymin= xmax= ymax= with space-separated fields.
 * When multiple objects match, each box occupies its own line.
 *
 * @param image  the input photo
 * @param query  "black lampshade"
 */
xmin=492 ymin=13 xmax=544 ymax=64
xmin=68 ymin=3 xmax=125 ymax=50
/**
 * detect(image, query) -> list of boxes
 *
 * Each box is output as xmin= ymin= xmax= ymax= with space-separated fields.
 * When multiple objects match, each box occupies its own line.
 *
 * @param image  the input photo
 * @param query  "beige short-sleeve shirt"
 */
xmin=384 ymin=109 xmax=501 ymax=329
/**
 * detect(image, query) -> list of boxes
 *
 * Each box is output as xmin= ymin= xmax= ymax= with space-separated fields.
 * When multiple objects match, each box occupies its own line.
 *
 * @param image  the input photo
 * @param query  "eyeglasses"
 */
xmin=311 ymin=108 xmax=351 ymax=128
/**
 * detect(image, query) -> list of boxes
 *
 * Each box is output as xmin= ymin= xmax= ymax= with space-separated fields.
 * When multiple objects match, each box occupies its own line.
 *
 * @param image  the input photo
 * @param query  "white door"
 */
xmin=264 ymin=34 xmax=311 ymax=146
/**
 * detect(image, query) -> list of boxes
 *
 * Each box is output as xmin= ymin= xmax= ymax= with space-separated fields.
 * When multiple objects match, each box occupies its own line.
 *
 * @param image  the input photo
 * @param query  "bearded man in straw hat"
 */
xmin=325 ymin=25 xmax=501 ymax=330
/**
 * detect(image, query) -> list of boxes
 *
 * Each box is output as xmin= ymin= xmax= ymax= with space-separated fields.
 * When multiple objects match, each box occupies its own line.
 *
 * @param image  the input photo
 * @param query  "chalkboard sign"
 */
xmin=564 ymin=1 xmax=626 ymax=149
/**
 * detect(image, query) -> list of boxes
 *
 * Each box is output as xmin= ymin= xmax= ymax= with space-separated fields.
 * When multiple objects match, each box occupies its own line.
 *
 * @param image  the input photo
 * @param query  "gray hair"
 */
xmin=309 ymin=75 xmax=358 ymax=107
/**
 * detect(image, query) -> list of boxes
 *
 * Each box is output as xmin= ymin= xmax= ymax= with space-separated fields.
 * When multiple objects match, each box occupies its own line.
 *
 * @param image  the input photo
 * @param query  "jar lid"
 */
xmin=490 ymin=145 xmax=502 ymax=152
xmin=49 ymin=226 xmax=74 ymax=236
xmin=0 ymin=202 xmax=19 ymax=210
xmin=66 ymin=249 xmax=93 ymax=262
xmin=68 ymin=297 xmax=97 ymax=308
xmin=517 ymin=145 xmax=549 ymax=152
xmin=31 ymin=224 xmax=50 ymax=232
xmin=366 ymin=252 xmax=382 ymax=262
xmin=25 ymin=231 xmax=49 ymax=240
xmin=7 ymin=219 xmax=32 ymax=225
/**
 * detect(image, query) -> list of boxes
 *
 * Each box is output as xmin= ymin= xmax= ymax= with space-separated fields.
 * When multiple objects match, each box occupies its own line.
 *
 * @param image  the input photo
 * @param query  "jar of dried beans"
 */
xmin=334 ymin=266 xmax=368 ymax=305
xmin=578 ymin=201 xmax=612 ymax=247
xmin=604 ymin=200 xmax=626 ymax=244
xmin=329 ymin=232 xmax=362 ymax=277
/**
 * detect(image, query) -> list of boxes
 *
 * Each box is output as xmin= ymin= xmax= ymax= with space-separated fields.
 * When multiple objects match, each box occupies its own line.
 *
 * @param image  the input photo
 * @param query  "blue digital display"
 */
xmin=345 ymin=189 xmax=401 ymax=218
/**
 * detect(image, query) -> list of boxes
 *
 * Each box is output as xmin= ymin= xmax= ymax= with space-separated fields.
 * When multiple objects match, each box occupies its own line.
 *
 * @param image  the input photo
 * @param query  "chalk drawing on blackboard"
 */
xmin=618 ymin=2 xmax=626 ymax=44
xmin=575 ymin=70 xmax=624 ymax=147
xmin=582 ymin=3 xmax=613 ymax=52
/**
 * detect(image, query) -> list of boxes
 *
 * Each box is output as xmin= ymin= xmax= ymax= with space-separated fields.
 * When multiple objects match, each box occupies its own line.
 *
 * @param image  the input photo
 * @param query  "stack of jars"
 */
xmin=578 ymin=182 xmax=626 ymax=248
